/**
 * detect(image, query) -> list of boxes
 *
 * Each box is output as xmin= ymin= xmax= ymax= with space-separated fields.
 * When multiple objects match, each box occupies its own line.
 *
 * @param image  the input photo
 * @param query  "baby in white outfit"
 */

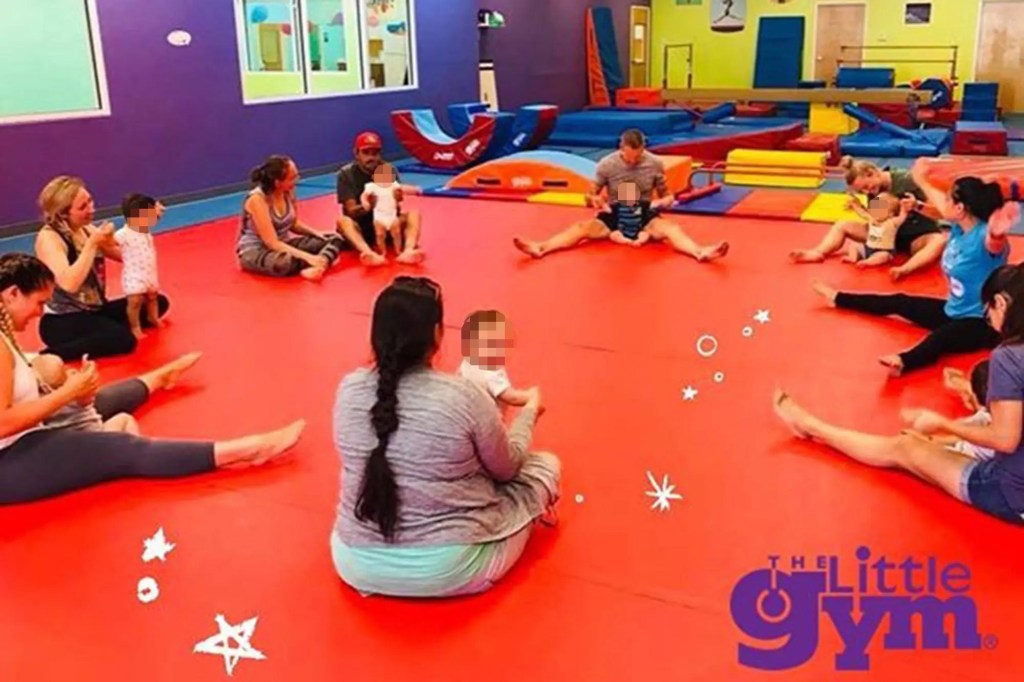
xmin=360 ymin=163 xmax=419 ymax=258
xmin=114 ymin=194 xmax=164 ymax=340
xmin=458 ymin=309 xmax=537 ymax=411
xmin=31 ymin=354 xmax=139 ymax=434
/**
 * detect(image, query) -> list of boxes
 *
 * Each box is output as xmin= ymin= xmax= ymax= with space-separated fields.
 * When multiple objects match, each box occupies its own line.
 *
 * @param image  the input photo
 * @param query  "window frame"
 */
xmin=233 ymin=0 xmax=419 ymax=106
xmin=0 ymin=0 xmax=112 ymax=126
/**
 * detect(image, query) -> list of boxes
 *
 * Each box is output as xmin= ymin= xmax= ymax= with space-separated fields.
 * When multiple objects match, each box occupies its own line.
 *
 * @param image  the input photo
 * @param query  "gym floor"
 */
xmin=1 ymin=188 xmax=1022 ymax=680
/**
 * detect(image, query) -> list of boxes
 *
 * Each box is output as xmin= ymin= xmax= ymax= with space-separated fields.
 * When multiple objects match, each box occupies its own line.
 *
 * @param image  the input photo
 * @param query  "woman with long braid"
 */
xmin=0 ymin=253 xmax=306 ymax=504
xmin=331 ymin=276 xmax=561 ymax=598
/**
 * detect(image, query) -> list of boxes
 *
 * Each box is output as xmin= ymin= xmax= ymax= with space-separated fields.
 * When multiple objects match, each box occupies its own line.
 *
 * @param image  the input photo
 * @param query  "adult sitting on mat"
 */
xmin=336 ymin=131 xmax=424 ymax=266
xmin=811 ymin=167 xmax=1017 ymax=376
xmin=0 ymin=253 xmax=305 ymax=505
xmin=237 ymin=155 xmax=345 ymax=281
xmin=33 ymin=175 xmax=169 ymax=360
xmin=331 ymin=276 xmax=560 ymax=598
xmin=512 ymin=129 xmax=729 ymax=262
xmin=773 ymin=263 xmax=1024 ymax=526
xmin=790 ymin=156 xmax=948 ymax=280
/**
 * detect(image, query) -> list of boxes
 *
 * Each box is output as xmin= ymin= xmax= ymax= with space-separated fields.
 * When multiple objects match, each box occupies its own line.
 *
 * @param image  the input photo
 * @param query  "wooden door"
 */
xmin=814 ymin=3 xmax=865 ymax=83
xmin=629 ymin=5 xmax=650 ymax=88
xmin=976 ymin=1 xmax=1024 ymax=113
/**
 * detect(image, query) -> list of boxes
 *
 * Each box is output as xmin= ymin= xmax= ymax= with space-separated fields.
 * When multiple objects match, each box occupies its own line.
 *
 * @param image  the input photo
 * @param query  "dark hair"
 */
xmin=461 ymin=309 xmax=506 ymax=353
xmin=951 ymin=176 xmax=1005 ymax=222
xmin=250 ymin=155 xmax=293 ymax=193
xmin=620 ymin=128 xmax=646 ymax=149
xmin=982 ymin=264 xmax=1024 ymax=345
xmin=121 ymin=193 xmax=157 ymax=219
xmin=0 ymin=253 xmax=55 ymax=294
xmin=355 ymin=276 xmax=444 ymax=541
xmin=970 ymin=359 xmax=990 ymax=406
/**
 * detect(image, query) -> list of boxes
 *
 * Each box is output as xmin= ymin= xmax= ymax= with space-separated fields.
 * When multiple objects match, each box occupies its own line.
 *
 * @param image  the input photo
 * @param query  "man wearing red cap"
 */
xmin=336 ymin=131 xmax=423 ymax=265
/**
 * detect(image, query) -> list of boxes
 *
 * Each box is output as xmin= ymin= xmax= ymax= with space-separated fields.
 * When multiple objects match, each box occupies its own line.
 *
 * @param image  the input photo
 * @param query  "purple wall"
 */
xmin=0 ymin=0 xmax=478 ymax=229
xmin=479 ymin=0 xmax=649 ymax=112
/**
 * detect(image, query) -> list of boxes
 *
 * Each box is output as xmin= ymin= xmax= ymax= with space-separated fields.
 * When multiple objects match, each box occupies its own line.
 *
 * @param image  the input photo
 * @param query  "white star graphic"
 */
xmin=193 ymin=614 xmax=267 ymax=677
xmin=645 ymin=471 xmax=684 ymax=512
xmin=754 ymin=309 xmax=771 ymax=324
xmin=142 ymin=527 xmax=175 ymax=563
xmin=681 ymin=386 xmax=698 ymax=401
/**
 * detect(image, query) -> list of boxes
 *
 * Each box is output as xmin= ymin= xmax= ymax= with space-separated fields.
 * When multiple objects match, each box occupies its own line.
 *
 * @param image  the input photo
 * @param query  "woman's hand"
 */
xmin=88 ymin=221 xmax=115 ymax=246
xmin=988 ymin=202 xmax=1021 ymax=239
xmin=304 ymin=253 xmax=328 ymax=269
xmin=63 ymin=358 xmax=101 ymax=404
xmin=901 ymin=408 xmax=949 ymax=435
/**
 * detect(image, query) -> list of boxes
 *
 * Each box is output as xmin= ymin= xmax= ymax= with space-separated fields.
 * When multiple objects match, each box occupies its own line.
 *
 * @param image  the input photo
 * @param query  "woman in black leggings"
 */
xmin=812 ymin=166 xmax=1018 ymax=375
xmin=33 ymin=175 xmax=170 ymax=360
xmin=0 ymin=253 xmax=306 ymax=505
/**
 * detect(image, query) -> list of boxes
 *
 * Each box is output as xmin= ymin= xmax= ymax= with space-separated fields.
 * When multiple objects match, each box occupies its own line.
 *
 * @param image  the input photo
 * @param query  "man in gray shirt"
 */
xmin=513 ymin=129 xmax=729 ymax=262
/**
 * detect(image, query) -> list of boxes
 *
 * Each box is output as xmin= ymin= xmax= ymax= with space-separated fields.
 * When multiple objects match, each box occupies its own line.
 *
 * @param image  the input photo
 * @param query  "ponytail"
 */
xmin=249 ymin=155 xmax=292 ymax=194
xmin=355 ymin=352 xmax=401 ymax=540
xmin=952 ymin=176 xmax=1005 ymax=222
xmin=354 ymin=276 xmax=443 ymax=542
xmin=840 ymin=156 xmax=880 ymax=187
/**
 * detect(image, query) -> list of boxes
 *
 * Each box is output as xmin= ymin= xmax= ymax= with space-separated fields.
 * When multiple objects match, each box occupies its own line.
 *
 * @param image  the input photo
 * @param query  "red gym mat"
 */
xmin=726 ymin=189 xmax=818 ymax=220
xmin=1 ymin=195 xmax=1022 ymax=681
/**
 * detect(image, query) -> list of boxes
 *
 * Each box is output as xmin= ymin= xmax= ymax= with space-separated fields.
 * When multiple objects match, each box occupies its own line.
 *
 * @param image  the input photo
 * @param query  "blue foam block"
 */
xmin=836 ymin=67 xmax=895 ymax=89
xmin=669 ymin=187 xmax=752 ymax=216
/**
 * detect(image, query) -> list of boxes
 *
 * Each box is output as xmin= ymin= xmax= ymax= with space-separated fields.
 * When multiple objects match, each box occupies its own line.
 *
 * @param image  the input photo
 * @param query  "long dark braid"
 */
xmin=355 ymin=276 xmax=443 ymax=541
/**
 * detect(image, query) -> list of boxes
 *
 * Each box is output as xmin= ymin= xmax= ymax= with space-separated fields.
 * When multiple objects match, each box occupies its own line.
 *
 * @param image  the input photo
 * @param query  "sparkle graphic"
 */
xmin=696 ymin=334 xmax=719 ymax=357
xmin=681 ymin=386 xmax=699 ymax=401
xmin=193 ymin=615 xmax=267 ymax=677
xmin=575 ymin=494 xmax=585 ymax=504
xmin=137 ymin=577 xmax=159 ymax=604
xmin=754 ymin=309 xmax=771 ymax=324
xmin=713 ymin=371 xmax=725 ymax=383
xmin=742 ymin=326 xmax=753 ymax=337
xmin=142 ymin=527 xmax=175 ymax=563
xmin=645 ymin=471 xmax=684 ymax=512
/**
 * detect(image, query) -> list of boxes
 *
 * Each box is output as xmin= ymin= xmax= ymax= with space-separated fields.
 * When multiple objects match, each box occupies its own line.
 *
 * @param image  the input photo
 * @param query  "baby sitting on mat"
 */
xmin=458 ymin=309 xmax=538 ymax=411
xmin=32 ymin=355 xmax=139 ymax=434
xmin=844 ymin=192 xmax=910 ymax=268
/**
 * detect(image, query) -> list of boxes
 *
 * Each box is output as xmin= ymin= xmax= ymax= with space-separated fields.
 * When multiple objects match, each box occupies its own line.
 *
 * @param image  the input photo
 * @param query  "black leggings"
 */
xmin=0 ymin=379 xmax=214 ymax=504
xmin=39 ymin=295 xmax=170 ymax=360
xmin=835 ymin=292 xmax=999 ymax=372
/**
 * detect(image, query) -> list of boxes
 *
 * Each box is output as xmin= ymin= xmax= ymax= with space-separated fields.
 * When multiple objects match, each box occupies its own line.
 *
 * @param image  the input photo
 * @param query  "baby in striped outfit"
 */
xmin=605 ymin=181 xmax=653 ymax=247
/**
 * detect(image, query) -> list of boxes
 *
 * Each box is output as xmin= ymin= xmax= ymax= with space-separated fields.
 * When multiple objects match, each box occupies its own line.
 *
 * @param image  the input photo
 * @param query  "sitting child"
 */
xmin=457 ymin=309 xmax=537 ymax=409
xmin=360 ymin=163 xmax=420 ymax=260
xmin=31 ymin=355 xmax=139 ymax=434
xmin=605 ymin=181 xmax=653 ymax=248
xmin=843 ymin=192 xmax=909 ymax=268
xmin=938 ymin=360 xmax=994 ymax=461
xmin=115 ymin=193 xmax=164 ymax=340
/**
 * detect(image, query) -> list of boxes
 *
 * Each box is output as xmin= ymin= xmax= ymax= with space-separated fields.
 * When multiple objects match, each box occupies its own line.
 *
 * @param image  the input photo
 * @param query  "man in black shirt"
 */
xmin=336 ymin=131 xmax=423 ymax=265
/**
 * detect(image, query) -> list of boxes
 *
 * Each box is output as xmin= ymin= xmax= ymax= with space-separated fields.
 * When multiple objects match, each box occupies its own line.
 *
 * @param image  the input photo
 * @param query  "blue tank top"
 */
xmin=942 ymin=222 xmax=1008 ymax=319
xmin=236 ymin=188 xmax=296 ymax=252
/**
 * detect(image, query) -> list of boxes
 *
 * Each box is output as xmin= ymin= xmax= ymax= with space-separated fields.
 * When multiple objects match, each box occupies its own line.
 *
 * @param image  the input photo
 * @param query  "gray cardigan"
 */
xmin=333 ymin=366 xmax=559 ymax=547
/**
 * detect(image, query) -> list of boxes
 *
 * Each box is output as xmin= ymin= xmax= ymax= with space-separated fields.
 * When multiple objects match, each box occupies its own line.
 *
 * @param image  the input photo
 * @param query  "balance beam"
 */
xmin=663 ymin=88 xmax=934 ymax=105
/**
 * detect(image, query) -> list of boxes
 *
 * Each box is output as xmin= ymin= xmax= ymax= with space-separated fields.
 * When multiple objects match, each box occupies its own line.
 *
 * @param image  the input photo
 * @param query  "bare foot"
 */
xmin=155 ymin=351 xmax=203 ymax=390
xmin=538 ymin=504 xmax=559 ymax=528
xmin=513 ymin=237 xmax=545 ymax=258
xmin=396 ymin=249 xmax=425 ymax=265
xmin=697 ymin=241 xmax=729 ymax=262
xmin=811 ymin=280 xmax=838 ymax=306
xmin=790 ymin=249 xmax=826 ymax=264
xmin=773 ymin=389 xmax=812 ymax=440
xmin=300 ymin=266 xmax=325 ymax=281
xmin=879 ymin=354 xmax=904 ymax=376
xmin=359 ymin=251 xmax=387 ymax=267
xmin=131 ymin=328 xmax=146 ymax=340
xmin=219 ymin=420 xmax=306 ymax=469
xmin=889 ymin=266 xmax=910 ymax=281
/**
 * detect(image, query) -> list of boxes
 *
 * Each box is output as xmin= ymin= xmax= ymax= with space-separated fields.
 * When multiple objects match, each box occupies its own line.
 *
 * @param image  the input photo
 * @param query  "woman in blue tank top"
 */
xmin=811 ymin=164 xmax=1016 ymax=375
xmin=236 ymin=156 xmax=345 ymax=280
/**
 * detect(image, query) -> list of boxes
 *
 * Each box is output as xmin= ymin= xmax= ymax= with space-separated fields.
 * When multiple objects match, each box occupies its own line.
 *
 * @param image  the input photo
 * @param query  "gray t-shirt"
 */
xmin=333 ymin=367 xmax=560 ymax=547
xmin=595 ymin=151 xmax=668 ymax=201
xmin=986 ymin=344 xmax=1024 ymax=511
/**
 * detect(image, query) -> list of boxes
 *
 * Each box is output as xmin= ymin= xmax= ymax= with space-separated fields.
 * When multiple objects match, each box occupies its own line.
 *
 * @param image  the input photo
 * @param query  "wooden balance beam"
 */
xmin=662 ymin=88 xmax=934 ymax=105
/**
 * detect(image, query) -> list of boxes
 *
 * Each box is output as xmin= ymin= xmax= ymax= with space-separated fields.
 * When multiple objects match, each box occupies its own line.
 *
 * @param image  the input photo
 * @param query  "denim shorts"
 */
xmin=961 ymin=459 xmax=1024 ymax=524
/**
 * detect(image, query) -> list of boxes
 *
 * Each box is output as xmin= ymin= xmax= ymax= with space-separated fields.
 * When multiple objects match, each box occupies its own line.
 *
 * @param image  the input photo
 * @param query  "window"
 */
xmin=905 ymin=3 xmax=932 ymax=25
xmin=0 ymin=0 xmax=109 ymax=125
xmin=235 ymin=0 xmax=416 ymax=104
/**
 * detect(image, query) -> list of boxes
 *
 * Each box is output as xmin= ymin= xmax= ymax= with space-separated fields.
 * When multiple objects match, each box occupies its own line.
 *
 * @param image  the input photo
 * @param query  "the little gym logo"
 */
xmin=729 ymin=547 xmax=995 ymax=671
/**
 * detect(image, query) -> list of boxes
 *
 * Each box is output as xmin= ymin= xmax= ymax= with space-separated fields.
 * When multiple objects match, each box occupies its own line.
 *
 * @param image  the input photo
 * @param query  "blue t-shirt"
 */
xmin=613 ymin=202 xmax=647 ymax=240
xmin=986 ymin=344 xmax=1024 ymax=513
xmin=941 ymin=222 xmax=1008 ymax=318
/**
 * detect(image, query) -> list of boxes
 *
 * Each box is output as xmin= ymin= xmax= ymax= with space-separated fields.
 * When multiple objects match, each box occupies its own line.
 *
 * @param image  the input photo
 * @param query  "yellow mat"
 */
xmin=527 ymin=192 xmax=588 ymax=207
xmin=801 ymin=192 xmax=868 ymax=224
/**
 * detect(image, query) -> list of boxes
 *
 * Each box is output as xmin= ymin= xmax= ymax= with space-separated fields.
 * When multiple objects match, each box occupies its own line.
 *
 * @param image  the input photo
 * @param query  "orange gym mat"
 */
xmin=2 ymin=195 xmax=1023 ymax=681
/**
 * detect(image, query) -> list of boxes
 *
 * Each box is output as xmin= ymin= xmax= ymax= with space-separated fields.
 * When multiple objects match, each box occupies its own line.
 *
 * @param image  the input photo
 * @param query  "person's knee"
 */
xmin=156 ymin=294 xmax=170 ymax=316
xmin=103 ymin=330 xmax=139 ymax=356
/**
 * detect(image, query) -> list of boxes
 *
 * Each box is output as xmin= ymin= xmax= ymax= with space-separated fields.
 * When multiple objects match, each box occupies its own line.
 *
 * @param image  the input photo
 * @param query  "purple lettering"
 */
xmin=928 ymin=557 xmax=937 ymax=593
xmin=791 ymin=555 xmax=806 ymax=570
xmin=828 ymin=556 xmax=853 ymax=594
xmin=882 ymin=595 xmax=982 ymax=650
xmin=941 ymin=563 xmax=971 ymax=594
xmin=899 ymin=557 xmax=924 ymax=594
xmin=823 ymin=596 xmax=889 ymax=671
xmin=873 ymin=556 xmax=897 ymax=594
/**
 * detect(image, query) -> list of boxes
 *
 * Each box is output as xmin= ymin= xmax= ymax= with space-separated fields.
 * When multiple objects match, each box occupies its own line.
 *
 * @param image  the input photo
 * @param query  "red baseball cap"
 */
xmin=354 ymin=131 xmax=382 ymax=151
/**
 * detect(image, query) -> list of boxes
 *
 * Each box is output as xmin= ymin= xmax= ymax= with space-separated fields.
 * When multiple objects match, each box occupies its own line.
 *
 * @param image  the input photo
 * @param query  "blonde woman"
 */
xmin=33 ymin=176 xmax=166 ymax=359
xmin=0 ymin=253 xmax=305 ymax=504
xmin=790 ymin=157 xmax=947 ymax=280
